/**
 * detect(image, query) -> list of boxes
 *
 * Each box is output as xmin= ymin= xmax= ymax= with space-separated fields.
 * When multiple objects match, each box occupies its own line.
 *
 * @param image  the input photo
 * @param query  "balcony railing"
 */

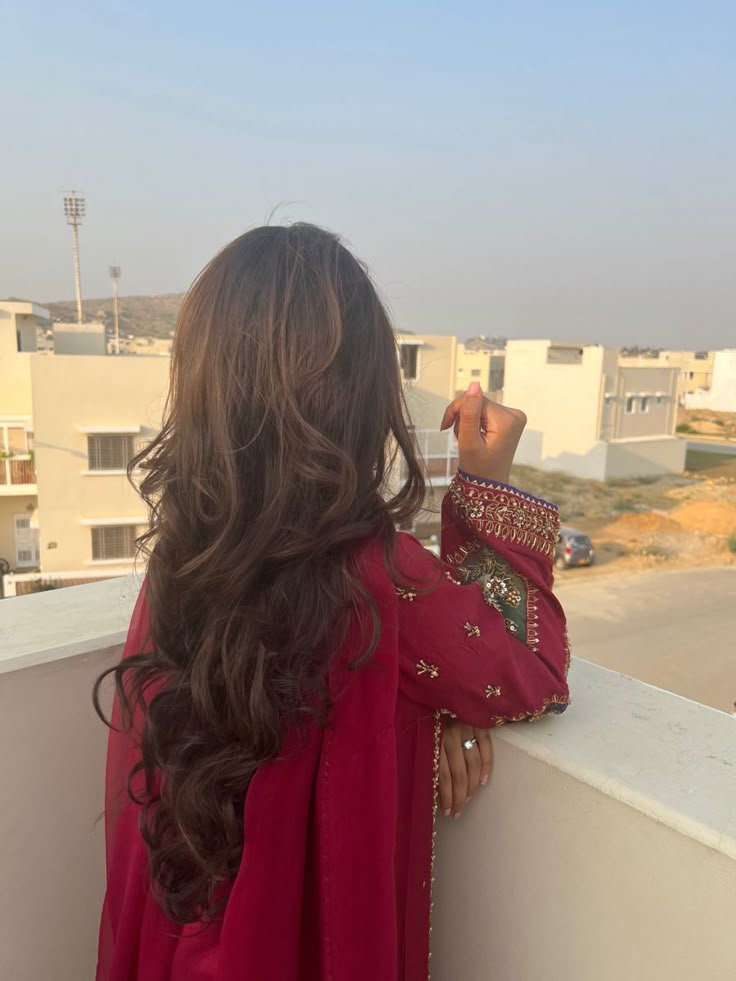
xmin=0 ymin=455 xmax=36 ymax=486
xmin=403 ymin=429 xmax=459 ymax=485
xmin=1 ymin=578 xmax=734 ymax=980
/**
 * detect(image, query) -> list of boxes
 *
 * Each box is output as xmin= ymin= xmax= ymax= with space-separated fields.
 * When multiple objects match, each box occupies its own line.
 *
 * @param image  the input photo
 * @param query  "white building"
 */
xmin=684 ymin=349 xmax=736 ymax=413
xmin=502 ymin=340 xmax=686 ymax=481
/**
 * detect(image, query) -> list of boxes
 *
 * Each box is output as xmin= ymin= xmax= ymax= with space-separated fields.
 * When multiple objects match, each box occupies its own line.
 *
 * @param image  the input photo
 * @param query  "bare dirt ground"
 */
xmin=510 ymin=447 xmax=736 ymax=582
xmin=677 ymin=407 xmax=736 ymax=440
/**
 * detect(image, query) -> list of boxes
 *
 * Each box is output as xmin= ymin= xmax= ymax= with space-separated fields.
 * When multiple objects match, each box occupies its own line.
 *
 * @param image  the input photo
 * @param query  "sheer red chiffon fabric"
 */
xmin=97 ymin=474 xmax=570 ymax=981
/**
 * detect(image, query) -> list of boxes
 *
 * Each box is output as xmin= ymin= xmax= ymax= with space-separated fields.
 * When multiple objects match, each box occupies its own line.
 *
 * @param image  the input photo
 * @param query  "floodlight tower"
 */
xmin=109 ymin=265 xmax=121 ymax=354
xmin=63 ymin=191 xmax=86 ymax=325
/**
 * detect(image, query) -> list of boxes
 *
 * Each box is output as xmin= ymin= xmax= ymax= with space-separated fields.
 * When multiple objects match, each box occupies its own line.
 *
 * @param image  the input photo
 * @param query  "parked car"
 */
xmin=555 ymin=528 xmax=595 ymax=570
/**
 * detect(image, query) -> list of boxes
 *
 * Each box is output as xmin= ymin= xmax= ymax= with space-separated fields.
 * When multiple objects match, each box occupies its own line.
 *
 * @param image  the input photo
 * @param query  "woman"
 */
xmin=95 ymin=223 xmax=570 ymax=981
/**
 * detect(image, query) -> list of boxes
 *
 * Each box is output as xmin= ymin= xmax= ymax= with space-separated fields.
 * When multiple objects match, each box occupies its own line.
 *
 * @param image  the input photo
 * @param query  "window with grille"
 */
xmin=91 ymin=525 xmax=137 ymax=560
xmin=640 ymin=397 xmax=651 ymax=413
xmin=87 ymin=434 xmax=134 ymax=471
xmin=625 ymin=397 xmax=637 ymax=414
xmin=16 ymin=518 xmax=32 ymax=562
xmin=399 ymin=344 xmax=419 ymax=381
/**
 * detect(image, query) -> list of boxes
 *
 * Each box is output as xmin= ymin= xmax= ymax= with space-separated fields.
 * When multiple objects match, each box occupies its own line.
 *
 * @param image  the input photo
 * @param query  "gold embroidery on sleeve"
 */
xmin=396 ymin=586 xmax=417 ymax=601
xmin=489 ymin=692 xmax=570 ymax=727
xmin=463 ymin=621 xmax=480 ymax=638
xmin=417 ymin=659 xmax=440 ymax=679
xmin=485 ymin=684 xmax=502 ymax=698
xmin=449 ymin=474 xmax=560 ymax=558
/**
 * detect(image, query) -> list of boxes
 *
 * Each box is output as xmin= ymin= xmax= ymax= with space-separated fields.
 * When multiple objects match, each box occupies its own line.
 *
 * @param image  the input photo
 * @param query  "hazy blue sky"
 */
xmin=2 ymin=0 xmax=735 ymax=347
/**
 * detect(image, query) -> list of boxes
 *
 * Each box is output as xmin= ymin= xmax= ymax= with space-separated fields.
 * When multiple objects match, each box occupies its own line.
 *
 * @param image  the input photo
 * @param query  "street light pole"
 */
xmin=63 ymin=191 xmax=86 ymax=325
xmin=109 ymin=265 xmax=121 ymax=354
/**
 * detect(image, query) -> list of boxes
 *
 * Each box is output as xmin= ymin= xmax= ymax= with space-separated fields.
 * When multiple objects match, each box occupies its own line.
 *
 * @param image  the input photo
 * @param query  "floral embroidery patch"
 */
xmin=451 ymin=545 xmax=529 ymax=645
xmin=416 ymin=659 xmax=440 ymax=679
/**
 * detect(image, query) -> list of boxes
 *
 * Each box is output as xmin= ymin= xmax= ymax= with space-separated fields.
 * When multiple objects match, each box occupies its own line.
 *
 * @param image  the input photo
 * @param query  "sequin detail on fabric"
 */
xmin=450 ymin=544 xmax=530 ymax=646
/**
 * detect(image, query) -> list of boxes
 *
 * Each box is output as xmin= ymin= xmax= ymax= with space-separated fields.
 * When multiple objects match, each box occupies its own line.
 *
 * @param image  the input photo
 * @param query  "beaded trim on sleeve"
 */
xmin=527 ymin=583 xmax=540 ymax=655
xmin=449 ymin=473 xmax=560 ymax=558
xmin=428 ymin=710 xmax=442 ymax=979
xmin=489 ymin=692 xmax=571 ymax=727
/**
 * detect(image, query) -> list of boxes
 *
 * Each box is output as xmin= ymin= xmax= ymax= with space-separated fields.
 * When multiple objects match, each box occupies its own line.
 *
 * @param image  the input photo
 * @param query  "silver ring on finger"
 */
xmin=462 ymin=738 xmax=478 ymax=751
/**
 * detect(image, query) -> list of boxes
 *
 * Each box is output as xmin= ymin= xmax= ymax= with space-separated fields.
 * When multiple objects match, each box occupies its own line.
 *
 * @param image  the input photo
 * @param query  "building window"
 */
xmin=7 ymin=426 xmax=28 ymax=454
xmin=400 ymin=344 xmax=419 ymax=381
xmin=87 ymin=434 xmax=134 ymax=471
xmin=547 ymin=345 xmax=583 ymax=365
xmin=470 ymin=368 xmax=482 ymax=377
xmin=489 ymin=355 xmax=505 ymax=391
xmin=625 ymin=397 xmax=637 ymax=414
xmin=640 ymin=397 xmax=651 ymax=413
xmin=91 ymin=525 xmax=137 ymax=561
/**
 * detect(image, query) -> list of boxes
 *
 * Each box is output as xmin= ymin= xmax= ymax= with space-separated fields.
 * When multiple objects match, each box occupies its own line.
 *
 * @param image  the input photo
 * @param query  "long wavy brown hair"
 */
xmin=94 ymin=223 xmax=427 ymax=924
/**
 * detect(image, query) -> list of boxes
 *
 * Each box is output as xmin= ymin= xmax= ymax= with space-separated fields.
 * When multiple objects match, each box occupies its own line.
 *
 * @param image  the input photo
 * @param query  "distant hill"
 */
xmin=45 ymin=293 xmax=183 ymax=339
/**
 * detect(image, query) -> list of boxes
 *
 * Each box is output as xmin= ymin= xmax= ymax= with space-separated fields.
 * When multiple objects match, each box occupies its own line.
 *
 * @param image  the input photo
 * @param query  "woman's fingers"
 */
xmin=447 ymin=728 xmax=469 ymax=817
xmin=438 ymin=742 xmax=453 ymax=817
xmin=475 ymin=728 xmax=493 ymax=787
xmin=462 ymin=725 xmax=482 ymax=805
xmin=439 ymin=719 xmax=492 ymax=819
xmin=440 ymin=383 xmax=527 ymax=484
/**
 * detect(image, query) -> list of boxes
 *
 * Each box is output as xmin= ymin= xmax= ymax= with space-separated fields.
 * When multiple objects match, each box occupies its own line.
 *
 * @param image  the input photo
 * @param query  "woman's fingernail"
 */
xmin=453 ymin=812 xmax=461 ymax=820
xmin=467 ymin=381 xmax=481 ymax=396
xmin=481 ymin=776 xmax=488 ymax=786
xmin=442 ymin=808 xmax=451 ymax=817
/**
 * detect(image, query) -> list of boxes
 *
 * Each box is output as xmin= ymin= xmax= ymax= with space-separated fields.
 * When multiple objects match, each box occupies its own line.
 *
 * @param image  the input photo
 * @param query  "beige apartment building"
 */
xmin=455 ymin=343 xmax=505 ymax=400
xmin=396 ymin=332 xmax=460 ymax=492
xmin=0 ymin=302 xmax=42 ymax=576
xmin=0 ymin=301 xmax=169 ymax=592
xmin=504 ymin=340 xmax=686 ymax=481
xmin=619 ymin=349 xmax=714 ymax=402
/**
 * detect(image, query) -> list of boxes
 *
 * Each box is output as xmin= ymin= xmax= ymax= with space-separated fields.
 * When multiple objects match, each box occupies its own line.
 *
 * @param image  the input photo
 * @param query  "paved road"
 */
xmin=556 ymin=566 xmax=736 ymax=714
xmin=687 ymin=439 xmax=736 ymax=456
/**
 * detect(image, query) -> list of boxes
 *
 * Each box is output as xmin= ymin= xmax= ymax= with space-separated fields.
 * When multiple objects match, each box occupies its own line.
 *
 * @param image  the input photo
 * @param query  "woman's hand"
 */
xmin=439 ymin=719 xmax=493 ymax=819
xmin=440 ymin=381 xmax=527 ymax=486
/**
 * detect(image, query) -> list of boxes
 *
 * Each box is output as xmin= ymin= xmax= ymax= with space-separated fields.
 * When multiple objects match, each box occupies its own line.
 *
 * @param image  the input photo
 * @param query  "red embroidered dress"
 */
xmin=98 ymin=472 xmax=570 ymax=981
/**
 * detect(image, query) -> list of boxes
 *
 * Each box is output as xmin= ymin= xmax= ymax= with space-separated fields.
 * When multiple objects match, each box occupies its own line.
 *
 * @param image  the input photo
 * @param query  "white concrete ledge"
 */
xmin=0 ymin=574 xmax=140 ymax=674
xmin=1 ymin=576 xmax=734 ymax=861
xmin=1 ymin=578 xmax=735 ymax=979
xmin=505 ymin=658 xmax=736 ymax=862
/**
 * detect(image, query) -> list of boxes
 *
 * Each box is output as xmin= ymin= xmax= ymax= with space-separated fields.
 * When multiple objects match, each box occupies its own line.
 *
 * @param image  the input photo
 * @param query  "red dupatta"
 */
xmin=98 ymin=542 xmax=404 ymax=981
